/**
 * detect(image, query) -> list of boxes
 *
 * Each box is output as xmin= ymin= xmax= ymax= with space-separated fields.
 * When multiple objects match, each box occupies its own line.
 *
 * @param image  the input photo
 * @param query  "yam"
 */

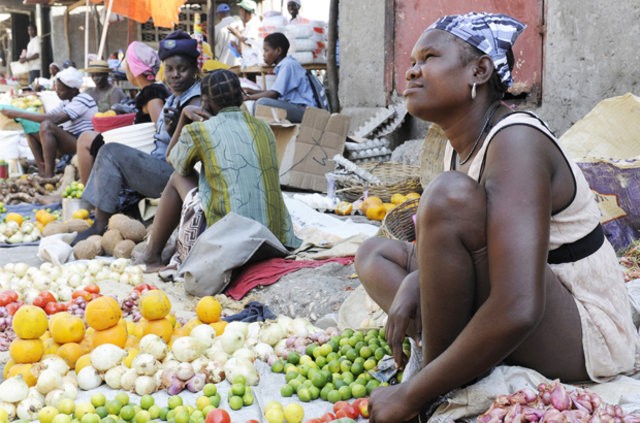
xmin=109 ymin=214 xmax=146 ymax=242
xmin=73 ymin=239 xmax=101 ymax=260
xmin=101 ymin=229 xmax=123 ymax=256
xmin=87 ymin=234 xmax=104 ymax=256
xmin=113 ymin=239 xmax=136 ymax=259
xmin=65 ymin=218 xmax=91 ymax=233
xmin=42 ymin=221 xmax=68 ymax=237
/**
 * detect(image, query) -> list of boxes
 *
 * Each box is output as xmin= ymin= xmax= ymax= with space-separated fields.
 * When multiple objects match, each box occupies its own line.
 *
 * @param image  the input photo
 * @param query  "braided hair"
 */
xmin=201 ymin=69 xmax=244 ymax=110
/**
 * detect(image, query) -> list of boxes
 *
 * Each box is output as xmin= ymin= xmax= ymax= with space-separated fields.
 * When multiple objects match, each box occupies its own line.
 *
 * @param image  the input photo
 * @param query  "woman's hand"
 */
xmin=368 ymin=383 xmax=419 ymax=423
xmin=181 ymin=105 xmax=211 ymax=123
xmin=386 ymin=270 xmax=421 ymax=369
xmin=0 ymin=109 xmax=17 ymax=119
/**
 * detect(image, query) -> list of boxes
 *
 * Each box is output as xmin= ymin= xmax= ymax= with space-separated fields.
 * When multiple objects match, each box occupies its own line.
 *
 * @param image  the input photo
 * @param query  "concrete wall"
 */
xmin=338 ymin=0 xmax=640 ymax=136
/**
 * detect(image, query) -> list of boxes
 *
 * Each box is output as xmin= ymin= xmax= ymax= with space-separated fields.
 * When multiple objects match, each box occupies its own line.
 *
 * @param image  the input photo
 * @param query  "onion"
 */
xmin=219 ymin=330 xmax=245 ymax=355
xmin=16 ymin=397 xmax=44 ymax=421
xmin=104 ymin=366 xmax=127 ymax=390
xmin=224 ymin=357 xmax=259 ymax=386
xmin=190 ymin=324 xmax=216 ymax=348
xmin=91 ymin=344 xmax=127 ymax=371
xmin=36 ymin=369 xmax=63 ymax=395
xmin=132 ymin=353 xmax=159 ymax=376
xmin=172 ymin=336 xmax=206 ymax=362
xmin=139 ymin=334 xmax=168 ymax=360
xmin=0 ymin=375 xmax=29 ymax=403
xmin=120 ymin=368 xmax=138 ymax=391
xmin=76 ymin=367 xmax=102 ymax=391
xmin=176 ymin=362 xmax=195 ymax=382
xmin=134 ymin=376 xmax=158 ymax=396
xmin=0 ymin=402 xmax=16 ymax=420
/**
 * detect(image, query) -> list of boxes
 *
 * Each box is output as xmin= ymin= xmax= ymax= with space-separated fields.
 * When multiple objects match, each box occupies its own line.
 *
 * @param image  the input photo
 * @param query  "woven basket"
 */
xmin=334 ymin=162 xmax=422 ymax=202
xmin=378 ymin=198 xmax=419 ymax=242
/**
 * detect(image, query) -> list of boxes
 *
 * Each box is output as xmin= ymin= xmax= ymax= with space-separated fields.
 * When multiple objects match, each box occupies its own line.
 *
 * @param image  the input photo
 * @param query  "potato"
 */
xmin=87 ymin=234 xmax=104 ymax=256
xmin=108 ymin=214 xmax=146 ymax=243
xmin=113 ymin=239 xmax=136 ymax=259
xmin=101 ymin=229 xmax=123 ymax=256
xmin=65 ymin=218 xmax=91 ymax=233
xmin=41 ymin=221 xmax=68 ymax=237
xmin=73 ymin=239 xmax=101 ymax=260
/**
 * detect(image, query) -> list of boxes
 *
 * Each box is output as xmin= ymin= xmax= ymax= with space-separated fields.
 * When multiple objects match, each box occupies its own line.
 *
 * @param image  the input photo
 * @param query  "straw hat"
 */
xmin=82 ymin=60 xmax=111 ymax=74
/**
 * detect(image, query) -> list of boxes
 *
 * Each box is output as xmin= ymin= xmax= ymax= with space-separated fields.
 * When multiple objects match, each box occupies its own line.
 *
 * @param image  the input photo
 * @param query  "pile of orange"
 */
xmin=360 ymin=192 xmax=421 ymax=221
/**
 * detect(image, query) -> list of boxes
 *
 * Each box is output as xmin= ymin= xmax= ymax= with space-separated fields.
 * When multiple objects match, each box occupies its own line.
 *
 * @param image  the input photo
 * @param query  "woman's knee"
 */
xmin=419 ymin=171 xmax=486 ymax=225
xmin=355 ymin=237 xmax=408 ymax=280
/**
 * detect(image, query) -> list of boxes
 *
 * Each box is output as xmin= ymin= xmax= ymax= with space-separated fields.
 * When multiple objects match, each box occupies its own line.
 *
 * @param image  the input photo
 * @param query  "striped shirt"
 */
xmin=51 ymin=93 xmax=97 ymax=137
xmin=169 ymin=107 xmax=300 ymax=249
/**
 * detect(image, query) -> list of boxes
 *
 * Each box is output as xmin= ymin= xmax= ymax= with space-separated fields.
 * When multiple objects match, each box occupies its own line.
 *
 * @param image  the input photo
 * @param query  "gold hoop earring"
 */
xmin=471 ymin=82 xmax=477 ymax=100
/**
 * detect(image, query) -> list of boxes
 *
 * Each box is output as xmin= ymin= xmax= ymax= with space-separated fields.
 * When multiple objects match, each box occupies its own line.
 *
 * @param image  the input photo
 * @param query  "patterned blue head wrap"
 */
xmin=429 ymin=12 xmax=526 ymax=88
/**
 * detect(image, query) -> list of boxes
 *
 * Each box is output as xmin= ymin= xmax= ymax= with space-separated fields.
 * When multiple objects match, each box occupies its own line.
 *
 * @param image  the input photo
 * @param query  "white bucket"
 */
xmin=102 ymin=122 xmax=156 ymax=154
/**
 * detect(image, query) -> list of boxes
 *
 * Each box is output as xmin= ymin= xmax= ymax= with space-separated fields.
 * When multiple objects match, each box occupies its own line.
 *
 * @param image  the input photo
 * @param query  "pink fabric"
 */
xmin=126 ymin=41 xmax=159 ymax=79
xmin=225 ymin=257 xmax=355 ymax=300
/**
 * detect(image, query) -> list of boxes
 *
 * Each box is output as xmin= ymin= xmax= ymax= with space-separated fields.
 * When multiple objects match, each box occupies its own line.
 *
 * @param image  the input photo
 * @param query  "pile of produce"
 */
xmin=72 ymin=214 xmax=147 ymax=260
xmin=0 ymin=214 xmax=40 ymax=244
xmin=0 ymin=174 xmax=62 ymax=204
xmin=478 ymin=380 xmax=640 ymax=423
xmin=334 ymin=192 xmax=421 ymax=221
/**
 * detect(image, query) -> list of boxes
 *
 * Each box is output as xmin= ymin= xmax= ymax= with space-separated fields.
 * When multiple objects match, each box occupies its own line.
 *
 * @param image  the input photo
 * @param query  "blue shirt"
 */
xmin=272 ymin=56 xmax=316 ymax=107
xmin=150 ymin=81 xmax=201 ymax=160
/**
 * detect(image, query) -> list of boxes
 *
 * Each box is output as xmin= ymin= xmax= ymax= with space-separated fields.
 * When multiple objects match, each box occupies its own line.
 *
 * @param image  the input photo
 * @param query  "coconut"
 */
xmin=42 ymin=221 xmax=68 ymax=237
xmin=109 ymin=214 xmax=146 ymax=243
xmin=101 ymin=229 xmax=123 ymax=256
xmin=87 ymin=235 xmax=104 ymax=255
xmin=73 ymin=239 xmax=101 ymax=260
xmin=65 ymin=218 xmax=91 ymax=233
xmin=113 ymin=239 xmax=136 ymax=259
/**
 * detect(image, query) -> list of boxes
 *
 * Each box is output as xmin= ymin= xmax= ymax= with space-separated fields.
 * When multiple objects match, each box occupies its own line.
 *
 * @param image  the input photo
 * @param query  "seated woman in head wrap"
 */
xmin=0 ymin=67 xmax=97 ymax=177
xmin=75 ymin=41 xmax=171 ymax=183
xmin=73 ymin=30 xmax=201 ymax=244
xmin=139 ymin=69 xmax=300 ymax=272
xmin=355 ymin=12 xmax=640 ymax=422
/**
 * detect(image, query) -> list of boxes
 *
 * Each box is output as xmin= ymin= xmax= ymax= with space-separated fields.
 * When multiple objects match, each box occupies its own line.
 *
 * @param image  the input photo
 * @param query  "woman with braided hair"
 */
xmin=140 ymin=69 xmax=299 ymax=272
xmin=355 ymin=12 xmax=640 ymax=422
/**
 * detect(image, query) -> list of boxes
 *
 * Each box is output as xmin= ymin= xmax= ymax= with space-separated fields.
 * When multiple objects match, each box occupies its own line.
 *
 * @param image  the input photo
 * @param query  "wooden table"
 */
xmin=236 ymin=63 xmax=327 ymax=88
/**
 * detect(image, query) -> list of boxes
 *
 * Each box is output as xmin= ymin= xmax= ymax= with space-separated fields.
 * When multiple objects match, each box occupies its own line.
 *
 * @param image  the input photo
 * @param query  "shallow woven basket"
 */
xmin=378 ymin=198 xmax=420 ymax=242
xmin=334 ymin=162 xmax=422 ymax=202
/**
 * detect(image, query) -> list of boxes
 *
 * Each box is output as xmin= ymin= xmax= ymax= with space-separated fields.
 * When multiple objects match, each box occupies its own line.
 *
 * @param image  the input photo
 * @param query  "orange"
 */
xmin=35 ymin=209 xmax=56 ymax=225
xmin=196 ymin=296 xmax=222 ymax=323
xmin=74 ymin=353 xmax=92 ymax=373
xmin=50 ymin=312 xmax=86 ymax=344
xmin=210 ymin=320 xmax=228 ymax=336
xmin=42 ymin=338 xmax=61 ymax=355
xmin=382 ymin=203 xmax=396 ymax=214
xmin=10 ymin=338 xmax=44 ymax=363
xmin=405 ymin=192 xmax=421 ymax=200
xmin=360 ymin=196 xmax=383 ymax=214
xmin=6 ymin=363 xmax=37 ymax=387
xmin=2 ymin=359 xmax=14 ymax=379
xmin=4 ymin=212 xmax=24 ymax=226
xmin=390 ymin=193 xmax=408 ymax=205
xmin=334 ymin=201 xmax=353 ymax=216
xmin=57 ymin=342 xmax=86 ymax=368
xmin=92 ymin=318 xmax=128 ymax=349
xmin=139 ymin=290 xmax=171 ymax=321
xmin=12 ymin=305 xmax=48 ymax=339
xmin=85 ymin=296 xmax=122 ymax=331
xmin=137 ymin=317 xmax=174 ymax=343
xmin=365 ymin=204 xmax=387 ymax=221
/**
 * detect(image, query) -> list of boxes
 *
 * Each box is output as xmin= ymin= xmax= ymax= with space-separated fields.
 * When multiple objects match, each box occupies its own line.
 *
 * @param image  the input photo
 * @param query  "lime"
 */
xmin=328 ymin=359 xmax=341 ymax=373
xmin=352 ymin=383 xmax=367 ymax=398
xmin=94 ymin=406 xmax=108 ymax=419
xmin=280 ymin=384 xmax=294 ymax=397
xmin=338 ymin=385 xmax=352 ymax=400
xmin=339 ymin=359 xmax=353 ymax=373
xmin=342 ymin=371 xmax=355 ymax=384
xmin=297 ymin=387 xmax=312 ymax=402
xmin=119 ymin=405 xmax=135 ymax=421
xmin=57 ymin=398 xmax=75 ymax=415
xmin=228 ymin=395 xmax=244 ymax=410
xmin=203 ymin=383 xmax=217 ymax=397
xmin=51 ymin=415 xmax=72 ymax=423
xmin=232 ymin=375 xmax=247 ymax=385
xmin=139 ymin=394 xmax=154 ymax=410
xmin=115 ymin=392 xmax=130 ymax=406
xmin=90 ymin=393 xmax=106 ymax=408
xmin=285 ymin=370 xmax=299 ymax=383
xmin=271 ymin=359 xmax=285 ymax=373
xmin=359 ymin=345 xmax=373 ymax=359
xmin=364 ymin=357 xmax=378 ymax=371
xmin=209 ymin=393 xmax=221 ymax=408
xmin=311 ymin=371 xmax=328 ymax=388
xmin=230 ymin=383 xmax=246 ymax=396
xmin=315 ymin=355 xmax=327 ymax=368
xmin=351 ymin=361 xmax=365 ymax=375
xmin=243 ymin=390 xmax=254 ymax=406
xmin=134 ymin=410 xmax=151 ymax=423
xmin=38 ymin=406 xmax=59 ymax=423
xmin=158 ymin=407 xmax=169 ymax=420
xmin=168 ymin=395 xmax=183 ymax=409
xmin=374 ymin=347 xmax=386 ymax=361
xmin=366 ymin=379 xmax=381 ymax=394
xmin=148 ymin=405 xmax=161 ymax=420
xmin=80 ymin=413 xmax=100 ymax=423
xmin=265 ymin=408 xmax=285 ymax=423
xmin=286 ymin=351 xmax=300 ymax=365
xmin=327 ymin=389 xmax=341 ymax=403
xmin=173 ymin=408 xmax=190 ymax=423
xmin=283 ymin=403 xmax=304 ymax=423
xmin=201 ymin=406 xmax=214 ymax=419
xmin=309 ymin=385 xmax=321 ymax=400
xmin=195 ymin=396 xmax=211 ymax=411
xmin=305 ymin=343 xmax=318 ymax=356
xmin=288 ymin=378 xmax=302 ymax=391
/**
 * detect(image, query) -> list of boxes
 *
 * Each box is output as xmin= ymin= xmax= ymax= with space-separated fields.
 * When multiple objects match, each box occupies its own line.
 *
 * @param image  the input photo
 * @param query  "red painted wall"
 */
xmin=391 ymin=0 xmax=544 ymax=102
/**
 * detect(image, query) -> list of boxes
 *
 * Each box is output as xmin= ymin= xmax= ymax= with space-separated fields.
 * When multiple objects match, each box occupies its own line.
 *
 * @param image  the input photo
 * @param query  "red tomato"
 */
xmin=333 ymin=401 xmax=351 ymax=414
xmin=335 ymin=405 xmax=359 ymax=420
xmin=245 ymin=420 xmax=259 ymax=423
xmin=0 ymin=293 xmax=12 ymax=307
xmin=305 ymin=419 xmax=323 ymax=423
xmin=84 ymin=284 xmax=100 ymax=294
xmin=319 ymin=412 xmax=336 ymax=422
xmin=352 ymin=398 xmax=370 ymax=418
xmin=2 ymin=290 xmax=18 ymax=303
xmin=133 ymin=283 xmax=157 ymax=293
xmin=54 ymin=302 xmax=68 ymax=312
xmin=44 ymin=301 xmax=60 ymax=315
xmin=205 ymin=409 xmax=231 ymax=423
xmin=6 ymin=301 xmax=23 ymax=316
xmin=72 ymin=290 xmax=92 ymax=301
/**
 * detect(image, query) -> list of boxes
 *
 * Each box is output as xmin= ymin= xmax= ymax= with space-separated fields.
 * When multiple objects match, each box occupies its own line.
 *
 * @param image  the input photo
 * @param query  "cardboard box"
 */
xmin=255 ymin=105 xmax=298 ymax=165
xmin=256 ymin=105 xmax=350 ymax=192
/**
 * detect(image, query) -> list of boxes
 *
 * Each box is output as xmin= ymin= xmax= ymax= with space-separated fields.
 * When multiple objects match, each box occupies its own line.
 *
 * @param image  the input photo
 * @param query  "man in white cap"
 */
xmin=214 ymin=3 xmax=242 ymax=66
xmin=287 ymin=0 xmax=308 ymax=24
xmin=0 ymin=67 xmax=97 ymax=177
xmin=228 ymin=0 xmax=263 ymax=66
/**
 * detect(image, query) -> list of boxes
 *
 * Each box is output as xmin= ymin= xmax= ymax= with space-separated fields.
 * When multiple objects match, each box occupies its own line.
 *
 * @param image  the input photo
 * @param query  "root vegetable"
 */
xmin=113 ymin=239 xmax=136 ymax=259
xmin=101 ymin=229 xmax=123 ymax=256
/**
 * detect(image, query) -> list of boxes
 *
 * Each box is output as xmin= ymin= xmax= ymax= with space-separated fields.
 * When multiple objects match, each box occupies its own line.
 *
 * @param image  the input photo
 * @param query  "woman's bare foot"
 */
xmin=143 ymin=260 xmax=172 ymax=274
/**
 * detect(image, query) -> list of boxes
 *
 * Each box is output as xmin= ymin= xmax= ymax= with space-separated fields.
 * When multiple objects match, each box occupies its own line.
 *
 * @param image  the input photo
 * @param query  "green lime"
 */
xmin=364 ymin=357 xmax=377 ymax=371
xmin=228 ymin=395 xmax=244 ymax=410
xmin=271 ymin=359 xmax=285 ymax=373
xmin=287 ymin=351 xmax=300 ymax=365
xmin=343 ymin=328 xmax=355 ymax=337
xmin=139 ymin=395 xmax=154 ymax=410
xmin=311 ymin=371 xmax=327 ymax=388
xmin=243 ymin=390 xmax=254 ymax=406
xmin=173 ymin=408 xmax=190 ymax=423
xmin=115 ymin=392 xmax=130 ymax=406
xmin=158 ymin=407 xmax=169 ymax=421
xmin=359 ymin=345 xmax=373 ymax=359
xmin=297 ymin=387 xmax=311 ymax=402
xmin=167 ymin=396 xmax=183 ymax=410
xmin=309 ymin=385 xmax=321 ymax=400
xmin=148 ymin=405 xmax=161 ymax=420
xmin=328 ymin=359 xmax=341 ymax=373
xmin=351 ymin=361 xmax=364 ymax=375
xmin=352 ymin=383 xmax=367 ymax=398
xmin=285 ymin=370 xmax=299 ymax=383
xmin=195 ymin=396 xmax=211 ymax=411
xmin=327 ymin=389 xmax=341 ymax=403
xmin=315 ymin=355 xmax=327 ymax=368
xmin=280 ymin=384 xmax=294 ymax=397
xmin=119 ymin=405 xmax=135 ymax=421
xmin=366 ymin=379 xmax=381 ymax=394
xmin=209 ymin=393 xmax=221 ymax=408
xmin=342 ymin=371 xmax=355 ymax=385
xmin=203 ymin=383 xmax=217 ymax=397
xmin=374 ymin=347 xmax=386 ymax=361
xmin=105 ymin=400 xmax=122 ymax=416
xmin=91 ymin=394 xmax=106 ymax=409
xmin=230 ymin=383 xmax=246 ymax=396
xmin=339 ymin=360 xmax=352 ymax=373
xmin=288 ymin=378 xmax=302 ymax=391
xmin=306 ymin=343 xmax=318 ymax=356
xmin=338 ymin=385 xmax=352 ymax=400
xmin=134 ymin=410 xmax=151 ymax=423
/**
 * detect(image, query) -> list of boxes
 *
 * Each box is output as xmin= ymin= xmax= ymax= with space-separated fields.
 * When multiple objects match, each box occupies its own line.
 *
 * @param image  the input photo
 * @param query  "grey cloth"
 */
xmin=82 ymin=143 xmax=173 ymax=213
xmin=255 ymin=97 xmax=307 ymax=123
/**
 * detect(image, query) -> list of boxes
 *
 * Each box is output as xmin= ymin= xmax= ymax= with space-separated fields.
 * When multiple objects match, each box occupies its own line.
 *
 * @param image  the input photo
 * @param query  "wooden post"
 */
xmin=326 ymin=0 xmax=339 ymax=112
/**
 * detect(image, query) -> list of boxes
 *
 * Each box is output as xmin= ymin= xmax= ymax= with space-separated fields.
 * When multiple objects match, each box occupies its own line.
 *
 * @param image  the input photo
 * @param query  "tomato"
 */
xmin=333 ymin=401 xmax=351 ymax=414
xmin=133 ymin=283 xmax=156 ymax=293
xmin=305 ymin=419 xmax=323 ymax=423
xmin=319 ymin=412 xmax=336 ymax=422
xmin=84 ymin=284 xmax=100 ymax=294
xmin=2 ymin=290 xmax=18 ymax=303
xmin=6 ymin=301 xmax=23 ymax=316
xmin=72 ymin=290 xmax=92 ymax=301
xmin=245 ymin=420 xmax=259 ymax=423
xmin=54 ymin=302 xmax=68 ymax=312
xmin=44 ymin=301 xmax=60 ymax=315
xmin=352 ymin=398 xmax=370 ymax=418
xmin=0 ymin=293 xmax=12 ymax=307
xmin=335 ymin=405 xmax=359 ymax=420
xmin=205 ymin=409 xmax=231 ymax=423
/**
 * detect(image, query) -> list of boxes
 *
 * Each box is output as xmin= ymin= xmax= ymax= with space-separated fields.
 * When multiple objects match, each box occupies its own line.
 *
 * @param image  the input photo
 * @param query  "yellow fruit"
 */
xmin=210 ymin=320 xmax=228 ymax=336
xmin=360 ymin=196 xmax=383 ymax=214
xmin=390 ymin=193 xmax=408 ymax=205
xmin=2 ymin=359 xmax=14 ymax=379
xmin=334 ymin=201 xmax=353 ymax=216
xmin=85 ymin=296 xmax=122 ymax=330
xmin=50 ymin=312 xmax=86 ymax=344
xmin=74 ymin=353 xmax=92 ymax=373
xmin=405 ymin=192 xmax=421 ymax=200
xmin=57 ymin=342 xmax=86 ymax=368
xmin=72 ymin=208 xmax=89 ymax=219
xmin=42 ymin=338 xmax=61 ymax=355
xmin=140 ymin=289 xmax=171 ymax=320
xmin=92 ymin=318 xmax=128 ymax=348
xmin=283 ymin=403 xmax=304 ymax=423
xmin=196 ymin=296 xmax=222 ymax=323
xmin=6 ymin=363 xmax=37 ymax=386
xmin=167 ymin=313 xmax=177 ymax=327
xmin=10 ymin=338 xmax=44 ymax=363
xmin=365 ymin=203 xmax=387 ymax=221
xmin=138 ymin=317 xmax=173 ymax=343
xmin=4 ymin=212 xmax=24 ymax=226
xmin=182 ymin=317 xmax=203 ymax=334
xmin=35 ymin=209 xmax=56 ymax=225
xmin=382 ymin=203 xmax=396 ymax=214
xmin=12 ymin=305 xmax=48 ymax=339
xmin=122 ymin=348 xmax=139 ymax=368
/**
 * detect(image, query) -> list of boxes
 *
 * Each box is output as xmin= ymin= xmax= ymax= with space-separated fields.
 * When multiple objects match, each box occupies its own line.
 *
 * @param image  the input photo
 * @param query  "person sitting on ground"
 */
xmin=139 ymin=69 xmax=300 ymax=272
xmin=354 ymin=12 xmax=640 ymax=423
xmin=0 ymin=67 xmax=97 ymax=177
xmin=244 ymin=32 xmax=317 ymax=123
xmin=287 ymin=0 xmax=309 ymax=24
xmin=76 ymin=42 xmax=170 ymax=184
xmin=82 ymin=60 xmax=128 ymax=113
xmin=72 ymin=30 xmax=201 ymax=244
